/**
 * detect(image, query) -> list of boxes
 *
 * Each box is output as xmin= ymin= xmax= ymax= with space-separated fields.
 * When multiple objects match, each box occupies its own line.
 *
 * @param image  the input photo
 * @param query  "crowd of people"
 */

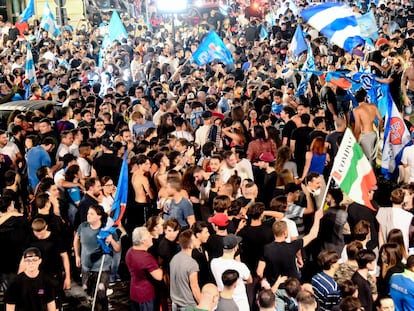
xmin=1 ymin=0 xmax=414 ymax=310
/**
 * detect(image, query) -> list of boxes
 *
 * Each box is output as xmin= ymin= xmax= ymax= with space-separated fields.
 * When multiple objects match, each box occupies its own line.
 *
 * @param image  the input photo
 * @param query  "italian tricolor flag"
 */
xmin=331 ymin=128 xmax=377 ymax=211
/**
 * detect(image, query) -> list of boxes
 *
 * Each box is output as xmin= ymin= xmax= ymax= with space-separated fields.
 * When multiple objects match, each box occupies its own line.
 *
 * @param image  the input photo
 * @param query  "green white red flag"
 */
xmin=331 ymin=128 xmax=377 ymax=210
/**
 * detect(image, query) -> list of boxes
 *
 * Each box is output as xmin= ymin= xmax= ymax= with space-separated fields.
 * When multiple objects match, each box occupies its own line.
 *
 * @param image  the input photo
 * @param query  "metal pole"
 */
xmin=91 ymin=254 xmax=106 ymax=311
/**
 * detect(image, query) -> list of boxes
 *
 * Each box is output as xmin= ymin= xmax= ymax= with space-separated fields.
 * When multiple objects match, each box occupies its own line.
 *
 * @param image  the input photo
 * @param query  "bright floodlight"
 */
xmin=157 ymin=0 xmax=188 ymax=13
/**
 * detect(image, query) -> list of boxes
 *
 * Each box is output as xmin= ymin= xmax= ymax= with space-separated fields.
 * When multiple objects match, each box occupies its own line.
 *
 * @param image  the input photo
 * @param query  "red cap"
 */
xmin=208 ymin=213 xmax=229 ymax=227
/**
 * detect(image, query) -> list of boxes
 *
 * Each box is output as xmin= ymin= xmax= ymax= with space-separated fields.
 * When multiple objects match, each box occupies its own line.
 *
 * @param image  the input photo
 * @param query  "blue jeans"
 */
xmin=110 ymin=247 xmax=121 ymax=282
xmin=131 ymin=300 xmax=154 ymax=311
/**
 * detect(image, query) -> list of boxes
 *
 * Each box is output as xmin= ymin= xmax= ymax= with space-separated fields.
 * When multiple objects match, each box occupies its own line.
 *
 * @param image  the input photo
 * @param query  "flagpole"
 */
xmin=318 ymin=175 xmax=333 ymax=210
xmin=91 ymin=254 xmax=106 ymax=311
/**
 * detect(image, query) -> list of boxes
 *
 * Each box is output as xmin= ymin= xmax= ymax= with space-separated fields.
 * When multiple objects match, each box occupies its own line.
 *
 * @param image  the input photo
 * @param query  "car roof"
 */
xmin=0 ymin=100 xmax=59 ymax=111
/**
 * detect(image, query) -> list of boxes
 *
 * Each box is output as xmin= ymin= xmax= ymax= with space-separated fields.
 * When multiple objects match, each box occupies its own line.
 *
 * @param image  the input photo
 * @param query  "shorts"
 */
xmin=404 ymin=89 xmax=414 ymax=116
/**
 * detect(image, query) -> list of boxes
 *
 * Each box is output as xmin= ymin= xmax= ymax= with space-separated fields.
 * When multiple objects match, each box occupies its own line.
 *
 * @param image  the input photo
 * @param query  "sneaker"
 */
xmin=109 ymin=282 xmax=116 ymax=287
xmin=106 ymin=288 xmax=114 ymax=296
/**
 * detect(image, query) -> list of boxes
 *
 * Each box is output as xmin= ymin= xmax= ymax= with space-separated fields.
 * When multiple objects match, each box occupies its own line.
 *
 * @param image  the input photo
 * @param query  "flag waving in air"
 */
xmin=192 ymin=31 xmax=234 ymax=66
xmin=331 ymin=128 xmax=377 ymax=211
xmin=24 ymin=42 xmax=36 ymax=99
xmin=357 ymin=11 xmax=379 ymax=40
xmin=20 ymin=0 xmax=35 ymax=22
xmin=97 ymin=152 xmax=128 ymax=254
xmin=301 ymin=3 xmax=364 ymax=52
xmin=40 ymin=2 xmax=60 ymax=37
xmin=289 ymin=24 xmax=307 ymax=59
xmin=108 ymin=11 xmax=128 ymax=43
xmin=382 ymin=86 xmax=411 ymax=179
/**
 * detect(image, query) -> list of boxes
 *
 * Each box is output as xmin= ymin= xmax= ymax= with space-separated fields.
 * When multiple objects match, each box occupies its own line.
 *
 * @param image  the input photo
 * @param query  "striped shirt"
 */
xmin=312 ymin=271 xmax=341 ymax=311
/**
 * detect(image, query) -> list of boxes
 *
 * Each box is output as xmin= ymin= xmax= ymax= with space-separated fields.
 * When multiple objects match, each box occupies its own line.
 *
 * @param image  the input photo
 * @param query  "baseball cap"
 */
xmin=23 ymin=247 xmax=42 ymax=258
xmin=208 ymin=213 xmax=229 ymax=227
xmin=259 ymin=152 xmax=275 ymax=163
xmin=223 ymin=234 xmax=242 ymax=249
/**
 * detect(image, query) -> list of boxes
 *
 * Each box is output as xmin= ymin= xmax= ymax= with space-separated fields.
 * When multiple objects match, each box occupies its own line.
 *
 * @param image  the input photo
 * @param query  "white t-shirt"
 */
xmin=0 ymin=141 xmax=19 ymax=162
xmin=211 ymin=257 xmax=251 ymax=311
xmin=401 ymin=145 xmax=414 ymax=182
xmin=376 ymin=207 xmax=413 ymax=251
xmin=282 ymin=217 xmax=299 ymax=243
xmin=77 ymin=157 xmax=91 ymax=177
xmin=195 ymin=125 xmax=210 ymax=149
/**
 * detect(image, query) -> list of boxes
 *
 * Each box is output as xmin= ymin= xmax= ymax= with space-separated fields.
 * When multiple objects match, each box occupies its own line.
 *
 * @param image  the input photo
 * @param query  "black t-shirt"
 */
xmin=326 ymin=131 xmax=345 ymax=159
xmin=388 ymin=69 xmax=403 ymax=107
xmin=347 ymin=202 xmax=379 ymax=250
xmin=291 ymin=126 xmax=313 ymax=174
xmin=282 ymin=120 xmax=296 ymax=146
xmin=309 ymin=130 xmax=327 ymax=143
xmin=158 ymin=237 xmax=179 ymax=273
xmin=320 ymin=85 xmax=336 ymax=130
xmin=26 ymin=232 xmax=66 ymax=276
xmin=192 ymin=246 xmax=215 ymax=287
xmin=0 ymin=216 xmax=30 ymax=274
xmin=238 ymin=222 xmax=274 ymax=275
xmin=352 ymin=271 xmax=373 ymax=311
xmin=205 ymin=234 xmax=225 ymax=260
xmin=93 ymin=153 xmax=122 ymax=184
xmin=78 ymin=194 xmax=99 ymax=224
xmin=5 ymin=272 xmax=56 ymax=311
xmin=254 ymin=97 xmax=271 ymax=113
xmin=262 ymin=239 xmax=304 ymax=284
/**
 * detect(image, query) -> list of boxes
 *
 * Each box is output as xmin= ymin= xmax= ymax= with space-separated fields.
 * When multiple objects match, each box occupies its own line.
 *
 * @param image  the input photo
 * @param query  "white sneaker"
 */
xmin=106 ymin=288 xmax=114 ymax=296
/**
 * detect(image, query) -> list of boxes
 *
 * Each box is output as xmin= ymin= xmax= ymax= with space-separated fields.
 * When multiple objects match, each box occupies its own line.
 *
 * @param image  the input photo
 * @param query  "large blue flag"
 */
xmin=40 ymin=2 xmax=60 ymax=37
xmin=108 ymin=11 xmax=128 ymax=43
xmin=192 ymin=31 xmax=234 ymax=66
xmin=97 ymin=152 xmax=128 ymax=254
xmin=289 ymin=24 xmax=307 ymax=59
xmin=382 ymin=85 xmax=411 ymax=179
xmin=20 ymin=0 xmax=35 ymax=22
xmin=357 ymin=11 xmax=379 ymax=40
xmin=24 ymin=42 xmax=36 ymax=99
xmin=301 ymin=3 xmax=364 ymax=52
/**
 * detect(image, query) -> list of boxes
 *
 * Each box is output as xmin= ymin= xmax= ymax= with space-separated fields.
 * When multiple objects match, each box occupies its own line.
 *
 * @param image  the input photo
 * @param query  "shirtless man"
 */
xmin=352 ymin=88 xmax=383 ymax=166
xmin=401 ymin=54 xmax=414 ymax=120
xmin=127 ymin=155 xmax=154 ymax=235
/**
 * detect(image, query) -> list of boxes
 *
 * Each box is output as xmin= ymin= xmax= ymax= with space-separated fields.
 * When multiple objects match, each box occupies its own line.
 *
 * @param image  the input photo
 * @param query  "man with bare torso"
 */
xmin=352 ymin=88 xmax=383 ymax=166
xmin=401 ymin=54 xmax=414 ymax=120
xmin=126 ymin=155 xmax=154 ymax=235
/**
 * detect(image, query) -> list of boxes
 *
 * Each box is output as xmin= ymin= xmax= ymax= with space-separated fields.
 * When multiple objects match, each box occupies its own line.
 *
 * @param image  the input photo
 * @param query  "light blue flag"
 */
xmin=295 ymin=44 xmax=315 ymax=97
xmin=20 ymin=0 xmax=35 ymax=22
xmin=40 ymin=2 xmax=60 ymax=37
xmin=382 ymin=85 xmax=411 ymax=179
xmin=357 ymin=11 xmax=378 ymax=40
xmin=301 ymin=3 xmax=365 ymax=52
xmin=192 ymin=31 xmax=234 ymax=66
xmin=260 ymin=25 xmax=268 ymax=41
xmin=289 ymin=24 xmax=307 ymax=59
xmin=108 ymin=11 xmax=128 ymax=43
xmin=24 ymin=42 xmax=36 ymax=99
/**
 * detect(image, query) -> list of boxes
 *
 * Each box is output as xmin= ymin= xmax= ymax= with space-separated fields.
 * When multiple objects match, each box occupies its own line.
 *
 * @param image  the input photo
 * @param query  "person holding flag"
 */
xmin=73 ymin=204 xmax=121 ymax=311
